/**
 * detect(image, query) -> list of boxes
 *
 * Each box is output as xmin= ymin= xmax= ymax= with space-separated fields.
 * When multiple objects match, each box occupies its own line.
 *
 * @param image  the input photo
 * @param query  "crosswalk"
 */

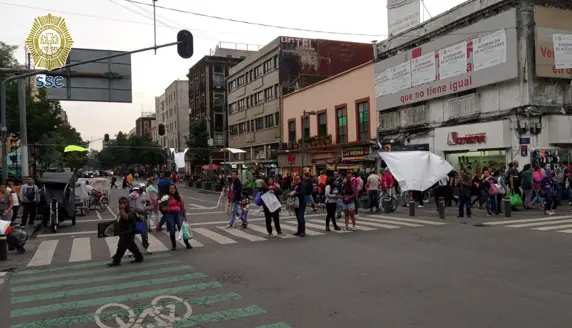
xmin=483 ymin=215 xmax=572 ymax=234
xmin=26 ymin=215 xmax=445 ymax=267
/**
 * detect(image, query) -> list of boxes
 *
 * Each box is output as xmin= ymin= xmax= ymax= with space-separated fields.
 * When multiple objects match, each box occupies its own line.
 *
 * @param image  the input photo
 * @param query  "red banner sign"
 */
xmin=447 ymin=132 xmax=486 ymax=145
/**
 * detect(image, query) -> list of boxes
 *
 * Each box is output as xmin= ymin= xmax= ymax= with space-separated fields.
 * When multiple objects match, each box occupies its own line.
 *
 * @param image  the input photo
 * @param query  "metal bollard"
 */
xmin=503 ymin=198 xmax=511 ymax=217
xmin=409 ymin=200 xmax=415 ymax=216
xmin=0 ymin=234 xmax=7 ymax=261
xmin=438 ymin=197 xmax=446 ymax=220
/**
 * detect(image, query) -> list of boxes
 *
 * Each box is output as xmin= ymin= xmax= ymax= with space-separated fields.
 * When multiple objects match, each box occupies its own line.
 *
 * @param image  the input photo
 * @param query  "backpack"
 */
xmin=318 ymin=175 xmax=327 ymax=188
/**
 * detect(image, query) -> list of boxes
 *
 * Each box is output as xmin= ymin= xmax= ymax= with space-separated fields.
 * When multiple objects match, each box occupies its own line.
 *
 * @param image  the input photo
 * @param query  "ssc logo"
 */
xmin=25 ymin=13 xmax=74 ymax=71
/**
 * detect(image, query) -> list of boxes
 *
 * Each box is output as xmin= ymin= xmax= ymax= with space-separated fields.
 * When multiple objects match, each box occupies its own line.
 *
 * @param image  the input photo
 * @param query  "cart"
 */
xmin=39 ymin=172 xmax=78 ymax=233
xmin=91 ymin=178 xmax=111 ymax=197
xmin=74 ymin=181 xmax=90 ymax=216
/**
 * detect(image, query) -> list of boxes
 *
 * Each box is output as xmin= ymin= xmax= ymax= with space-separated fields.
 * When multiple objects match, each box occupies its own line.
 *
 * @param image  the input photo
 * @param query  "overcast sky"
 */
xmin=1 ymin=0 xmax=465 ymax=149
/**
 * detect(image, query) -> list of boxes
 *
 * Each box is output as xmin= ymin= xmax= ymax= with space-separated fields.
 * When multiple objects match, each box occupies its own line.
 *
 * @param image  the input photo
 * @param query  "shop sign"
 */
xmin=342 ymin=146 xmax=369 ymax=158
xmin=447 ymin=132 xmax=486 ymax=145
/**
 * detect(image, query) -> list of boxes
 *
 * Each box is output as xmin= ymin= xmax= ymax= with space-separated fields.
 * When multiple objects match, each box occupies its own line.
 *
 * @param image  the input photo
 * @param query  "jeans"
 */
xmin=458 ymin=195 xmax=472 ymax=217
xmin=529 ymin=189 xmax=543 ymax=207
xmin=368 ymin=190 xmax=379 ymax=211
xmin=165 ymin=211 xmax=184 ymax=247
xmin=523 ymin=189 xmax=533 ymax=207
xmin=296 ymin=201 xmax=307 ymax=234
xmin=229 ymin=201 xmax=246 ymax=225
xmin=136 ymin=213 xmax=149 ymax=250
xmin=544 ymin=193 xmax=554 ymax=211
xmin=486 ymin=194 xmax=497 ymax=215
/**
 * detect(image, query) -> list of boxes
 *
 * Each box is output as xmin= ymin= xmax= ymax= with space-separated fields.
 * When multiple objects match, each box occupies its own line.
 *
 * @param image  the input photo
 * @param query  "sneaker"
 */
xmin=144 ymin=249 xmax=152 ymax=255
xmin=334 ymin=227 xmax=341 ymax=231
xmin=352 ymin=226 xmax=357 ymax=231
xmin=277 ymin=231 xmax=283 ymax=235
xmin=418 ymin=205 xmax=424 ymax=208
xmin=227 ymin=224 xmax=233 ymax=228
xmin=545 ymin=210 xmax=554 ymax=216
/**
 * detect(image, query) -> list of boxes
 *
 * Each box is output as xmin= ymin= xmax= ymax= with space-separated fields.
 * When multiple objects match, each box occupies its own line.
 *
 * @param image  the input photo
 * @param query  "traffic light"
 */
xmin=158 ymin=124 xmax=165 ymax=136
xmin=9 ymin=134 xmax=19 ymax=153
xmin=383 ymin=144 xmax=391 ymax=152
xmin=177 ymin=30 xmax=194 ymax=59
xmin=104 ymin=134 xmax=109 ymax=142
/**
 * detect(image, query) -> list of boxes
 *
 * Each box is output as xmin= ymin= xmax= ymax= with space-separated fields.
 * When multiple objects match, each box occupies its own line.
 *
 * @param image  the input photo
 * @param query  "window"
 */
xmin=214 ymin=114 xmax=223 ymax=130
xmin=213 ymin=74 xmax=224 ymax=87
xmin=356 ymin=101 xmax=369 ymax=141
xmin=254 ymin=66 xmax=262 ymax=78
xmin=230 ymin=125 xmax=238 ymax=135
xmin=244 ymin=72 xmax=249 ymax=83
xmin=238 ymin=99 xmax=246 ymax=110
xmin=336 ymin=107 xmax=348 ymax=144
xmin=263 ymin=59 xmax=273 ymax=73
xmin=250 ymin=120 xmax=254 ymax=131
xmin=214 ymin=133 xmax=224 ymax=146
xmin=275 ymin=112 xmax=280 ymax=126
xmin=229 ymin=102 xmax=238 ymax=113
xmin=238 ymin=123 xmax=245 ymax=134
xmin=237 ymin=76 xmax=245 ymax=86
xmin=317 ymin=112 xmax=327 ymax=136
xmin=264 ymin=86 xmax=274 ymax=101
xmin=214 ymin=94 xmax=224 ymax=108
xmin=265 ymin=114 xmax=274 ymax=128
xmin=254 ymin=91 xmax=263 ymax=105
xmin=288 ymin=120 xmax=296 ymax=142
xmin=255 ymin=117 xmax=264 ymax=130
xmin=302 ymin=116 xmax=310 ymax=139
xmin=273 ymin=55 xmax=278 ymax=69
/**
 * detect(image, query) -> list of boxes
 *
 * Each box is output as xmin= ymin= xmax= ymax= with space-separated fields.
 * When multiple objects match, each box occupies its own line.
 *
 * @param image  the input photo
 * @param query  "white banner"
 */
xmin=439 ymin=42 xmax=467 ymax=80
xmin=387 ymin=0 xmax=420 ymax=36
xmin=553 ymin=34 xmax=572 ymax=69
xmin=261 ymin=192 xmax=282 ymax=213
xmin=374 ymin=69 xmax=393 ymax=96
xmin=473 ymin=29 xmax=507 ymax=71
xmin=411 ymin=52 xmax=436 ymax=87
xmin=174 ymin=152 xmax=186 ymax=169
xmin=391 ymin=61 xmax=412 ymax=92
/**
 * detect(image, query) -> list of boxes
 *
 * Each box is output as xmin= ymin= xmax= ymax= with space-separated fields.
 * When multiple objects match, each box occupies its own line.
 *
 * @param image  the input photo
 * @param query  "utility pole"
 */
xmin=18 ymin=79 xmax=29 ymax=179
xmin=152 ymin=0 xmax=158 ymax=55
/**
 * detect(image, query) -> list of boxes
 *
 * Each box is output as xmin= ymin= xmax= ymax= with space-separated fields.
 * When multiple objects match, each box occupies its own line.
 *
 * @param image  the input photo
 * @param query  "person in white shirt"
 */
xmin=85 ymin=181 xmax=94 ymax=195
xmin=366 ymin=171 xmax=381 ymax=213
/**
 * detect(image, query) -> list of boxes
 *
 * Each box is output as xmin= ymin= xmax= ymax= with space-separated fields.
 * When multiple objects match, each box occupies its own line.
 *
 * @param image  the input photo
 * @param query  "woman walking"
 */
xmin=288 ymin=174 xmax=307 ymax=237
xmin=340 ymin=174 xmax=357 ymax=231
xmin=0 ymin=184 xmax=14 ymax=221
xmin=146 ymin=178 xmax=160 ymax=230
xmin=163 ymin=184 xmax=192 ymax=250
xmin=261 ymin=177 xmax=283 ymax=236
xmin=481 ymin=170 xmax=498 ymax=216
xmin=324 ymin=178 xmax=341 ymax=231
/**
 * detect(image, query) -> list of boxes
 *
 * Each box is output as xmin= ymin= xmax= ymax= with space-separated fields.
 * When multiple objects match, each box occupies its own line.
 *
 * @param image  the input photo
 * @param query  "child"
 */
xmin=239 ymin=191 xmax=250 ymax=228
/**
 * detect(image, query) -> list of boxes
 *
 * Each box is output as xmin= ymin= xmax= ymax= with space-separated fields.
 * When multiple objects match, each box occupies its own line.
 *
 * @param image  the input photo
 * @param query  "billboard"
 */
xmin=46 ymin=48 xmax=132 ymax=103
xmin=534 ymin=6 xmax=572 ymax=78
xmin=374 ymin=9 xmax=518 ymax=111
xmin=387 ymin=0 xmax=421 ymax=37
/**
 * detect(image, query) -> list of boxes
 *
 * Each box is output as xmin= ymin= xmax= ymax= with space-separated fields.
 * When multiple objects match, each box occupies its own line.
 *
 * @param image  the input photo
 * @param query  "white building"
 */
xmin=374 ymin=0 xmax=572 ymax=172
xmin=154 ymin=80 xmax=189 ymax=150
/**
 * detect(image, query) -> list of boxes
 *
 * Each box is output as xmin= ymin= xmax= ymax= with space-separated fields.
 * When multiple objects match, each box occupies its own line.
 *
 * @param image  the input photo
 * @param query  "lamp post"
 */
xmin=301 ymin=110 xmax=316 ymax=173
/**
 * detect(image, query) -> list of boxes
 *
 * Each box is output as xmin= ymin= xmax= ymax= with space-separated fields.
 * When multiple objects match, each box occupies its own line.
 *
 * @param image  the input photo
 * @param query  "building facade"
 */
xmin=155 ymin=80 xmax=189 ymax=150
xmin=373 ymin=0 xmax=572 ymax=174
xmin=226 ymin=36 xmax=373 ymax=176
xmin=279 ymin=62 xmax=378 ymax=176
xmin=135 ymin=115 xmax=156 ymax=137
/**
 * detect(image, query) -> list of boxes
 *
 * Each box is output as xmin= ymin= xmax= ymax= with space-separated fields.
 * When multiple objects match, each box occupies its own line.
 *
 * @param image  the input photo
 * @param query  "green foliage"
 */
xmin=98 ymin=133 xmax=163 ymax=169
xmin=0 ymin=41 xmax=86 ymax=170
xmin=186 ymin=117 xmax=211 ymax=165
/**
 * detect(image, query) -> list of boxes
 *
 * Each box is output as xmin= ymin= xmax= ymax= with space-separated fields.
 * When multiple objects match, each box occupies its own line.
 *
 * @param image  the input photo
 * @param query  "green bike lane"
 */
xmin=5 ymin=252 xmax=292 ymax=328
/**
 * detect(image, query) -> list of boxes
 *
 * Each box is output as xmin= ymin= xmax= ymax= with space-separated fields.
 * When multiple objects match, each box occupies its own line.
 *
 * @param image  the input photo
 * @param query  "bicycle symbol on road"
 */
xmin=94 ymin=295 xmax=193 ymax=328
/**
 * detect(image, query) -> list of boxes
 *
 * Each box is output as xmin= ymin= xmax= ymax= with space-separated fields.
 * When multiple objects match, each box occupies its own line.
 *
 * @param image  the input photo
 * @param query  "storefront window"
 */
xmin=446 ymin=150 xmax=507 ymax=174
xmin=337 ymin=107 xmax=348 ymax=143
xmin=357 ymin=102 xmax=369 ymax=141
xmin=318 ymin=112 xmax=327 ymax=136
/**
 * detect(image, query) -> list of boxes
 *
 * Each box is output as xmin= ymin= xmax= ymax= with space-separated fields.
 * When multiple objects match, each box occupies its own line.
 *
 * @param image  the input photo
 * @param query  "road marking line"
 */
xmin=0 ymin=279 xmax=3 ymax=284
xmin=216 ymin=226 xmax=267 ymax=241
xmin=188 ymin=203 xmax=213 ymax=209
xmin=366 ymin=215 xmax=447 ymax=225
xmin=0 ymin=272 xmax=7 ymax=276
xmin=107 ymin=206 xmax=116 ymax=218
xmin=359 ymin=217 xmax=423 ymax=227
xmin=254 ymin=323 xmax=292 ymax=328
xmin=507 ymin=218 xmax=572 ymax=228
xmin=193 ymin=227 xmax=237 ymax=244
xmin=75 ymin=219 xmax=101 ymax=223
xmin=483 ymin=215 xmax=572 ymax=225
xmin=105 ymin=236 xmax=119 ymax=257
xmin=137 ymin=233 xmax=169 ymax=252
xmin=182 ymin=195 xmax=218 ymax=204
xmin=69 ymin=237 xmax=91 ymax=262
xmin=349 ymin=220 xmax=396 ymax=230
xmin=304 ymin=221 xmax=346 ymax=233
xmin=27 ymin=240 xmax=58 ymax=267
xmin=159 ymin=230 xmax=205 ymax=248
xmin=246 ymin=224 xmax=296 ymax=238
xmin=39 ymin=231 xmax=96 ymax=237
xmin=96 ymin=211 xmax=103 ymax=221
xmin=281 ymin=222 xmax=324 ymax=235
xmin=534 ymin=223 xmax=572 ymax=231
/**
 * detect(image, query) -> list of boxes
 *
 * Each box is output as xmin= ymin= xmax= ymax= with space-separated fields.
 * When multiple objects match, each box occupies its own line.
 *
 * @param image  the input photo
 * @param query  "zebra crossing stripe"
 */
xmin=371 ymin=215 xmax=447 ymax=225
xmin=69 ymin=237 xmax=91 ymax=262
xmin=280 ymin=222 xmax=323 ymax=235
xmin=360 ymin=217 xmax=423 ymax=227
xmin=483 ymin=215 xmax=572 ymax=225
xmin=27 ymin=240 xmax=58 ymax=267
xmin=353 ymin=220 xmax=400 ymax=229
xmin=246 ymin=224 xmax=296 ymax=238
xmin=304 ymin=221 xmax=344 ymax=233
xmin=558 ymin=229 xmax=572 ymax=234
xmin=534 ymin=223 xmax=572 ymax=231
xmin=255 ymin=323 xmax=292 ymax=328
xmin=193 ymin=227 xmax=237 ymax=244
xmin=137 ymin=233 xmax=170 ymax=251
xmin=217 ymin=226 xmax=267 ymax=241
xmin=506 ymin=218 xmax=572 ymax=228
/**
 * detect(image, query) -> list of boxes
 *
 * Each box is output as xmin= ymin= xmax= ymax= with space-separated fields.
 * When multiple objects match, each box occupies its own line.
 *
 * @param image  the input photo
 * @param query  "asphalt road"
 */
xmin=1 ymin=182 xmax=572 ymax=327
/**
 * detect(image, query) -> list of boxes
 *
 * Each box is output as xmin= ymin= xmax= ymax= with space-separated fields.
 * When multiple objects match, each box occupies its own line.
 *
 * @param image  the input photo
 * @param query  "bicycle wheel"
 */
xmin=94 ymin=303 xmax=136 ymax=328
xmin=382 ymin=196 xmax=398 ymax=213
xmin=358 ymin=194 xmax=369 ymax=209
xmin=150 ymin=295 xmax=193 ymax=322
xmin=99 ymin=196 xmax=110 ymax=209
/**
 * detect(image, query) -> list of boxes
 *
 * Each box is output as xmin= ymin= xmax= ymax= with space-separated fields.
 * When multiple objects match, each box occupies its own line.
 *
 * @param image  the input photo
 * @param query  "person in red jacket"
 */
xmin=381 ymin=168 xmax=395 ymax=193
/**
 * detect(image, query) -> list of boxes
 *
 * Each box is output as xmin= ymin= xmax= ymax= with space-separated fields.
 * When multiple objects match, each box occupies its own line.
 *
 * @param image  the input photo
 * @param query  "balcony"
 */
xmin=447 ymin=93 xmax=480 ymax=119
xmin=379 ymin=111 xmax=400 ymax=131
xmin=402 ymin=105 xmax=427 ymax=127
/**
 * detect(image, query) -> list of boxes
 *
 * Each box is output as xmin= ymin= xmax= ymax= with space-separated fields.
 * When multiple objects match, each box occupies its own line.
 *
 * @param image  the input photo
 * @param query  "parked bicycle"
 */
xmin=89 ymin=190 xmax=110 ymax=212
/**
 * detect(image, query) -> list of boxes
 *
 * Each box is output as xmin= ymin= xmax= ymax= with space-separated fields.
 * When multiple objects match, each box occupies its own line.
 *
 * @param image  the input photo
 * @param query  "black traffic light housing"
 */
xmin=9 ymin=133 xmax=19 ymax=153
xmin=177 ymin=30 xmax=194 ymax=59
xmin=104 ymin=134 xmax=109 ymax=142
xmin=158 ymin=124 xmax=165 ymax=136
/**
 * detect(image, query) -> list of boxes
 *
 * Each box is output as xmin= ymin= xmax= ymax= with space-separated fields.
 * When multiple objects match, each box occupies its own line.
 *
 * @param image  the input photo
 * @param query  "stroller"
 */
xmin=38 ymin=172 xmax=78 ymax=233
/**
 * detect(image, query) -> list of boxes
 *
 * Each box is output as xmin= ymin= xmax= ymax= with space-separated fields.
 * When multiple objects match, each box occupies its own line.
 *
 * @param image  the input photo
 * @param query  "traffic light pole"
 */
xmin=1 ymin=39 xmax=184 ymax=183
xmin=18 ymin=79 xmax=29 ymax=179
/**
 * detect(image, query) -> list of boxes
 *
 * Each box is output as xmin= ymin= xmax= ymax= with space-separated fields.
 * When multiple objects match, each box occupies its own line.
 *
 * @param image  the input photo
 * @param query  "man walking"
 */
xmin=227 ymin=171 xmax=246 ymax=228
xmin=366 ymin=170 xmax=381 ymax=213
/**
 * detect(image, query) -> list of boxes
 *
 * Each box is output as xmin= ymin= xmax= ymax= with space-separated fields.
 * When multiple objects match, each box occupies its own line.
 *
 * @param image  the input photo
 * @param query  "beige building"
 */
xmin=155 ymin=80 xmax=189 ymax=150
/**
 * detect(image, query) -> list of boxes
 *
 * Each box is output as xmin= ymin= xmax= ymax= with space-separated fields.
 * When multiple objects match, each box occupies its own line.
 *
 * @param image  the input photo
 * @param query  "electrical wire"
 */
xmin=421 ymin=0 xmax=432 ymax=18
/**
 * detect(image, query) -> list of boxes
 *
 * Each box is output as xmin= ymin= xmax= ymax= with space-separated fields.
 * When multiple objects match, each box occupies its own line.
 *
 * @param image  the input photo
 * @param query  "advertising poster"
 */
xmin=387 ymin=0 xmax=421 ymax=36
xmin=374 ymin=69 xmax=393 ymax=97
xmin=439 ymin=42 xmax=467 ymax=80
xmin=391 ymin=61 xmax=412 ymax=92
xmin=473 ymin=29 xmax=507 ymax=71
xmin=411 ymin=52 xmax=436 ymax=87
xmin=553 ymin=34 xmax=572 ymax=69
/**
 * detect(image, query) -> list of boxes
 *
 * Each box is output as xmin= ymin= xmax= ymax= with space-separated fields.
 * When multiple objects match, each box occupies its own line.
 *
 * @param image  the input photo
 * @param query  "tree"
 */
xmin=98 ymin=133 xmax=163 ymax=169
xmin=1 ymin=41 xmax=87 ymax=171
xmin=186 ymin=117 xmax=211 ymax=166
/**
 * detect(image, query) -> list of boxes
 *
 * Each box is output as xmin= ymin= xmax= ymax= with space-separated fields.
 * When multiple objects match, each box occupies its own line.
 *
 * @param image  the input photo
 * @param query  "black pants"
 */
xmin=264 ymin=210 xmax=282 ymax=234
xmin=21 ymin=203 xmax=36 ymax=226
xmin=10 ymin=206 xmax=19 ymax=223
xmin=433 ymin=186 xmax=447 ymax=208
xmin=414 ymin=191 xmax=424 ymax=206
xmin=112 ymin=233 xmax=143 ymax=263
xmin=325 ymin=202 xmax=339 ymax=229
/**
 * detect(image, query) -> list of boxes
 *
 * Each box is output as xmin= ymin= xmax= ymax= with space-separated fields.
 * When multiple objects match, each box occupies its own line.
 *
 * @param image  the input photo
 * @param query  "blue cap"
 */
xmin=545 ymin=168 xmax=552 ymax=174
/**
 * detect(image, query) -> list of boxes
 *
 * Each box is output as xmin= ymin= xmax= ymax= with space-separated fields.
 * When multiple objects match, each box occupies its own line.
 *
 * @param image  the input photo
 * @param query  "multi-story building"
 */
xmin=279 ymin=61 xmax=378 ymax=176
xmin=226 ymin=36 xmax=373 ymax=176
xmin=135 ymin=113 xmax=156 ymax=137
xmin=373 ymin=0 xmax=572 ymax=173
xmin=155 ymin=80 xmax=189 ymax=151
xmin=187 ymin=44 xmax=256 ymax=169
xmin=128 ymin=127 xmax=136 ymax=137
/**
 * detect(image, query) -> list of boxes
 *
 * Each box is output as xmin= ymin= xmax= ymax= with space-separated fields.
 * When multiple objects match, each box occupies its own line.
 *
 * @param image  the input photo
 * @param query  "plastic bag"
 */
xmin=134 ymin=220 xmax=145 ymax=233
xmin=254 ymin=191 xmax=263 ymax=206
xmin=181 ymin=222 xmax=193 ymax=240
xmin=509 ymin=193 xmax=522 ymax=207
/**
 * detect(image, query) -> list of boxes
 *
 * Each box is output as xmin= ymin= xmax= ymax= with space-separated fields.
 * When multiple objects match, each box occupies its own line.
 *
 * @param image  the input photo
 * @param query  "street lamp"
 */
xmin=301 ymin=110 xmax=316 ymax=173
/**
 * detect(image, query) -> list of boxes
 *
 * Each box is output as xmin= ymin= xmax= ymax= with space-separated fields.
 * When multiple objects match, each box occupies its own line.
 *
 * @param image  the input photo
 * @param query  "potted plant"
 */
xmin=325 ymin=134 xmax=333 ymax=145
xmin=318 ymin=135 xmax=327 ymax=146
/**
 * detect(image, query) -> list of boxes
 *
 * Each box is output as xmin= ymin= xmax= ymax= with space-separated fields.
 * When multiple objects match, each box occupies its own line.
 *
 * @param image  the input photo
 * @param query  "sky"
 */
xmin=0 ymin=0 xmax=466 ymax=149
